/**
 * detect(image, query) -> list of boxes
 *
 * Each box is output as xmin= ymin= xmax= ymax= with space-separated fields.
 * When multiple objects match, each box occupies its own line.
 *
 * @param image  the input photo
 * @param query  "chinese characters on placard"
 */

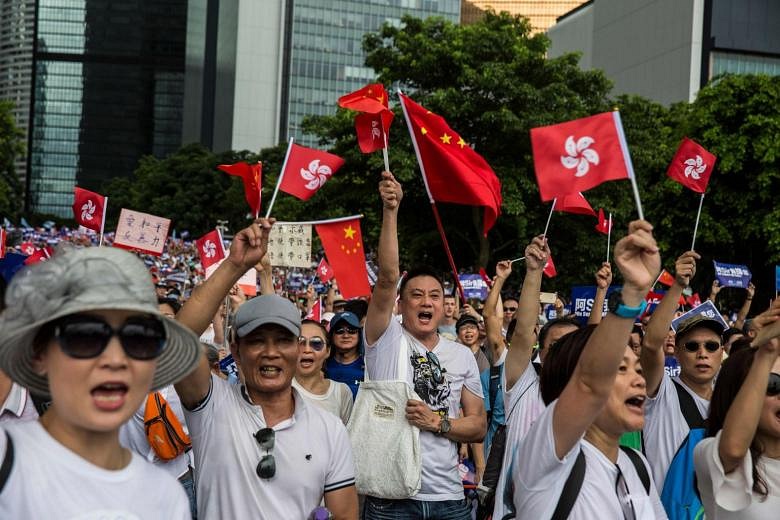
xmin=267 ymin=223 xmax=312 ymax=268
xmin=113 ymin=208 xmax=171 ymax=256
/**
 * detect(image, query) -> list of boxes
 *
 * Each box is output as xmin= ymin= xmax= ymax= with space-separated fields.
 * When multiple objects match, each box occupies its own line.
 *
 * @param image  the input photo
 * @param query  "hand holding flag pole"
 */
xmin=265 ymin=139 xmax=295 ymax=219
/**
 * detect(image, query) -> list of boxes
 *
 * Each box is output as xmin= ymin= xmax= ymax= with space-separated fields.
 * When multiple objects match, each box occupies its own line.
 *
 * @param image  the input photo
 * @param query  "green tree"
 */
xmin=0 ymin=100 xmax=25 ymax=219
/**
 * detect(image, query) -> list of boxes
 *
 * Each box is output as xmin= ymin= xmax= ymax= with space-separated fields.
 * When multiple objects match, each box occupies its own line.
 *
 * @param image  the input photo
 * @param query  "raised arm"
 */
xmin=505 ymin=236 xmax=548 ymax=390
xmin=174 ymin=218 xmax=273 ymax=407
xmin=707 ymin=278 xmax=721 ymax=303
xmin=552 ymin=220 xmax=659 ymax=459
xmin=587 ymin=262 xmax=612 ymax=325
xmin=641 ymin=251 xmax=698 ymax=397
xmin=255 ymin=253 xmax=274 ymax=295
xmin=364 ymin=171 xmax=402 ymax=345
xmin=734 ymin=282 xmax=755 ymax=331
xmin=483 ymin=261 xmax=511 ymax=362
xmin=718 ymin=299 xmax=780 ymax=473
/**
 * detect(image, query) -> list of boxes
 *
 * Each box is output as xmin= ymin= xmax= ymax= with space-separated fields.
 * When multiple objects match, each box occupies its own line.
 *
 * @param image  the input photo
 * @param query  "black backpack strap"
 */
xmin=551 ymin=449 xmax=586 ymax=520
xmin=672 ymin=380 xmax=706 ymax=429
xmin=488 ymin=364 xmax=501 ymax=413
xmin=619 ymin=446 xmax=651 ymax=495
xmin=0 ymin=431 xmax=15 ymax=495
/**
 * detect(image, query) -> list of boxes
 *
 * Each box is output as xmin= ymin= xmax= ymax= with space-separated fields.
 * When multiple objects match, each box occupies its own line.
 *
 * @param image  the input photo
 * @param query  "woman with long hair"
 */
xmin=694 ymin=301 xmax=780 ymax=519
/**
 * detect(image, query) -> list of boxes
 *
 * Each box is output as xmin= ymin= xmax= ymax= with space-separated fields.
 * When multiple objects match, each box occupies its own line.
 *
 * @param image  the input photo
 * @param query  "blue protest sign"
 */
xmin=570 ymin=286 xmax=621 ymax=324
xmin=671 ymin=300 xmax=728 ymax=332
xmin=458 ymin=274 xmax=488 ymax=300
xmin=776 ymin=265 xmax=780 ymax=291
xmin=218 ymin=353 xmax=239 ymax=378
xmin=713 ymin=260 xmax=752 ymax=289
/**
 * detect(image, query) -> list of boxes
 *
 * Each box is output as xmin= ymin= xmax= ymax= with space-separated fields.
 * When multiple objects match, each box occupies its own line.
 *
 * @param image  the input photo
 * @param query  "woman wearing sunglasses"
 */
xmin=326 ymin=311 xmax=364 ymax=398
xmin=0 ymin=247 xmax=201 ymax=518
xmin=694 ymin=301 xmax=780 ymax=519
xmin=293 ymin=319 xmax=354 ymax=424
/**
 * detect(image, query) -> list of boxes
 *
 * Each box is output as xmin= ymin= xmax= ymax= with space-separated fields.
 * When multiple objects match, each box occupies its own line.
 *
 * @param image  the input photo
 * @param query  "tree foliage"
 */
xmin=0 ymin=100 xmax=25 ymax=219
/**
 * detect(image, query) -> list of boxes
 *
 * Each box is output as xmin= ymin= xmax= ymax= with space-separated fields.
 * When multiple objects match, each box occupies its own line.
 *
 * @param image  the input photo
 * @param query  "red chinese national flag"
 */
xmin=72 ymin=187 xmax=106 ymax=233
xmin=279 ymin=144 xmax=345 ymax=201
xmin=399 ymin=93 xmax=502 ymax=235
xmin=338 ymin=83 xmax=389 ymax=114
xmin=195 ymin=229 xmax=225 ymax=270
xmin=543 ymin=254 xmax=557 ymax=278
xmin=314 ymin=218 xmax=370 ymax=299
xmin=595 ymin=208 xmax=612 ymax=235
xmin=657 ymin=269 xmax=676 ymax=287
xmin=666 ymin=137 xmax=717 ymax=194
xmin=218 ymin=162 xmax=262 ymax=217
xmin=555 ymin=192 xmax=595 ymax=216
xmin=531 ymin=112 xmax=633 ymax=201
xmin=316 ymin=257 xmax=334 ymax=283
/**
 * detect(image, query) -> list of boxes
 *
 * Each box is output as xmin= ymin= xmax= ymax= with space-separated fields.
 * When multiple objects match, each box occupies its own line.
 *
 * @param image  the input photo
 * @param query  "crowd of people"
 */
xmin=0 ymin=172 xmax=778 ymax=519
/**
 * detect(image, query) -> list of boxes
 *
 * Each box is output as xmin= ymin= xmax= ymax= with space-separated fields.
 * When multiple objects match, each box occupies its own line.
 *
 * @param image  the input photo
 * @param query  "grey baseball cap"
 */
xmin=0 ymin=246 xmax=202 ymax=398
xmin=675 ymin=314 xmax=726 ymax=343
xmin=234 ymin=294 xmax=301 ymax=338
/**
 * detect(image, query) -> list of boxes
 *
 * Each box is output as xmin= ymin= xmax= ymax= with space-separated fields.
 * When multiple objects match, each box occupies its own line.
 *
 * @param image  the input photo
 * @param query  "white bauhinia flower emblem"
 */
xmin=371 ymin=120 xmax=381 ymax=140
xmin=203 ymin=239 xmax=217 ymax=258
xmin=683 ymin=155 xmax=706 ymax=179
xmin=560 ymin=136 xmax=600 ymax=177
xmin=320 ymin=265 xmax=328 ymax=275
xmin=81 ymin=200 xmax=96 ymax=221
xmin=300 ymin=160 xmax=333 ymax=190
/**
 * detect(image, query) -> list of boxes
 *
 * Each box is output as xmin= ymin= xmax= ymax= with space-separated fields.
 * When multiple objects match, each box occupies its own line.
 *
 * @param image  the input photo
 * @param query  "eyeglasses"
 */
xmin=298 ymin=336 xmax=326 ymax=351
xmin=53 ymin=315 xmax=166 ymax=360
xmin=254 ymin=427 xmax=276 ymax=479
xmin=503 ymin=307 xmax=518 ymax=313
xmin=334 ymin=326 xmax=359 ymax=335
xmin=615 ymin=464 xmax=637 ymax=520
xmin=768 ymin=373 xmax=780 ymax=397
xmin=681 ymin=340 xmax=721 ymax=353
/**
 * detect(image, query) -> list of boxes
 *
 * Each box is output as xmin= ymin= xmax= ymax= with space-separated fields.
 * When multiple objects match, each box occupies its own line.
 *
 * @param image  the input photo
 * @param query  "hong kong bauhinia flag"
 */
xmin=305 ymin=298 xmax=322 ymax=321
xmin=338 ymin=83 xmax=394 ymax=154
xmin=218 ymin=162 xmax=262 ymax=217
xmin=279 ymin=144 xmax=345 ymax=201
xmin=316 ymin=257 xmax=334 ymax=283
xmin=531 ymin=112 xmax=634 ymax=201
xmin=595 ymin=208 xmax=613 ymax=235
xmin=195 ymin=229 xmax=225 ymax=270
xmin=666 ymin=137 xmax=717 ymax=194
xmin=72 ymin=187 xmax=107 ymax=233
xmin=314 ymin=218 xmax=370 ymax=299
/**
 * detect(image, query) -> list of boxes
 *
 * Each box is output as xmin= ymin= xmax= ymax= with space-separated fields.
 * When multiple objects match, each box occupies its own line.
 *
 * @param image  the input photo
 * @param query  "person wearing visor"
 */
xmin=325 ymin=311 xmax=364 ymax=399
xmin=0 ymin=247 xmax=201 ymax=518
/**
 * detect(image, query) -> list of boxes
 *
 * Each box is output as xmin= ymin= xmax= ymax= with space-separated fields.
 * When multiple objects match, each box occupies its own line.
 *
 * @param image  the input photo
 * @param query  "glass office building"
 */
xmin=27 ymin=0 xmax=187 ymax=216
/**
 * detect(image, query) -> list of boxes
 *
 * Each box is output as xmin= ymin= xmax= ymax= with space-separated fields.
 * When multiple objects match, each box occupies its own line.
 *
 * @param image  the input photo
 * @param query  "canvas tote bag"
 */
xmin=347 ymin=333 xmax=422 ymax=498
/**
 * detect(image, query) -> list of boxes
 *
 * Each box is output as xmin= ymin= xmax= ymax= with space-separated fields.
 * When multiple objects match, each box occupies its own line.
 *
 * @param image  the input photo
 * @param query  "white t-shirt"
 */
xmin=292 ymin=378 xmax=354 ymax=425
xmin=492 ymin=360 xmax=545 ymax=519
xmin=0 ymin=420 xmax=190 ymax=519
xmin=365 ymin=318 xmax=483 ymax=501
xmin=513 ymin=400 xmax=667 ymax=519
xmin=119 ymin=385 xmax=191 ymax=479
xmin=694 ymin=432 xmax=780 ymax=519
xmin=644 ymin=375 xmax=710 ymax=489
xmin=0 ymin=382 xmax=38 ymax=423
xmin=184 ymin=375 xmax=355 ymax=519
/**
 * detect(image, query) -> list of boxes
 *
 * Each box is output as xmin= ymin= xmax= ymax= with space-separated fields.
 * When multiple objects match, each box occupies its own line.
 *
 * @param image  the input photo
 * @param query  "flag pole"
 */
xmin=612 ymin=110 xmax=644 ymax=220
xmin=265 ymin=139 xmax=295 ymax=219
xmin=99 ymin=196 xmax=108 ymax=246
xmin=382 ymin=133 xmax=391 ymax=173
xmin=510 ymin=256 xmax=525 ymax=264
xmin=690 ymin=193 xmax=705 ymax=251
xmin=398 ymin=89 xmax=466 ymax=303
xmin=274 ymin=214 xmax=364 ymax=226
xmin=256 ymin=161 xmax=262 ymax=219
xmin=542 ymin=199 xmax=556 ymax=238
xmin=606 ymin=212 xmax=612 ymax=262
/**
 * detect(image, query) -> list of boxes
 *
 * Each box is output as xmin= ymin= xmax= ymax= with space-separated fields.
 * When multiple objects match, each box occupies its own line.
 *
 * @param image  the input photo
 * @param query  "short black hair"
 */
xmin=503 ymin=295 xmax=519 ymax=304
xmin=538 ymin=317 xmax=582 ymax=351
xmin=398 ymin=266 xmax=444 ymax=298
xmin=344 ymin=299 xmax=369 ymax=321
xmin=540 ymin=325 xmax=597 ymax=405
xmin=157 ymin=296 xmax=181 ymax=314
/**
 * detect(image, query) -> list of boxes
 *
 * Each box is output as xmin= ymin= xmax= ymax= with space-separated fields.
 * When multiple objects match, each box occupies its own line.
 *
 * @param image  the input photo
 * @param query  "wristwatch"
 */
xmin=607 ymin=291 xmax=648 ymax=319
xmin=436 ymin=415 xmax=451 ymax=436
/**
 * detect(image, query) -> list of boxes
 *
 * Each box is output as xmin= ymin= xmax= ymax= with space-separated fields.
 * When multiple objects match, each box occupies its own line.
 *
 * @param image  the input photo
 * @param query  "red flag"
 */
xmin=218 ymin=162 xmax=262 ymax=217
xmin=338 ymin=83 xmax=389 ymax=113
xmin=478 ymin=267 xmax=493 ymax=289
xmin=555 ymin=192 xmax=595 ymax=216
xmin=531 ymin=112 xmax=633 ymax=201
xmin=195 ymin=229 xmax=225 ymax=271
xmin=24 ymin=248 xmax=48 ymax=265
xmin=595 ymin=208 xmax=612 ymax=235
xmin=355 ymin=111 xmax=394 ymax=153
xmin=305 ymin=298 xmax=322 ymax=321
xmin=316 ymin=257 xmax=334 ymax=284
xmin=279 ymin=144 xmax=345 ymax=201
xmin=72 ymin=187 xmax=106 ymax=233
xmin=543 ymin=254 xmax=557 ymax=278
xmin=686 ymin=293 xmax=702 ymax=308
xmin=19 ymin=242 xmax=35 ymax=256
xmin=399 ymin=93 xmax=502 ymax=235
xmin=314 ymin=218 xmax=370 ymax=299
xmin=0 ymin=228 xmax=5 ymax=259
xmin=657 ymin=269 xmax=676 ymax=287
xmin=666 ymin=137 xmax=717 ymax=194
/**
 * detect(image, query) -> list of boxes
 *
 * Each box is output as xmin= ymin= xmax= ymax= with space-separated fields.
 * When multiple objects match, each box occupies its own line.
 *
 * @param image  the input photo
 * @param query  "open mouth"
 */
xmin=299 ymin=356 xmax=315 ymax=369
xmin=625 ymin=395 xmax=646 ymax=412
xmin=260 ymin=366 xmax=282 ymax=376
xmin=91 ymin=382 xmax=128 ymax=409
xmin=418 ymin=312 xmax=433 ymax=324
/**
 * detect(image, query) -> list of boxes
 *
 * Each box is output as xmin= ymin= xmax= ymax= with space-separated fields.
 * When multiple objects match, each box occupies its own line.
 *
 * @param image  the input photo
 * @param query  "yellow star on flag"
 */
xmin=440 ymin=133 xmax=452 ymax=145
xmin=457 ymin=137 xmax=466 ymax=149
xmin=421 ymin=127 xmax=428 ymax=135
xmin=344 ymin=225 xmax=356 ymax=240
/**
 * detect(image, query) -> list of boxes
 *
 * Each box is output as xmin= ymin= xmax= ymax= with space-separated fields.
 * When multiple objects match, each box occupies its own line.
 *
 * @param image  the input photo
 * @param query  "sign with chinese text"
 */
xmin=267 ymin=223 xmax=312 ymax=268
xmin=113 ymin=209 xmax=170 ymax=256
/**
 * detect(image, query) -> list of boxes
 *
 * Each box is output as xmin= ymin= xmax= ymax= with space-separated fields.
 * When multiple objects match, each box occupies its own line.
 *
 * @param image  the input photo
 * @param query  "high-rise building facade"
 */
xmin=26 ymin=0 xmax=188 ymax=216
xmin=462 ymin=1 xmax=586 ymax=32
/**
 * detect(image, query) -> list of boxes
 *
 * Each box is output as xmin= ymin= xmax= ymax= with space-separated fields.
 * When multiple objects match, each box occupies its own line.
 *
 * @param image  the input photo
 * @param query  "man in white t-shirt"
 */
xmin=641 ymin=251 xmax=725 ymax=490
xmin=173 ymin=219 xmax=358 ymax=520
xmin=363 ymin=172 xmax=486 ymax=519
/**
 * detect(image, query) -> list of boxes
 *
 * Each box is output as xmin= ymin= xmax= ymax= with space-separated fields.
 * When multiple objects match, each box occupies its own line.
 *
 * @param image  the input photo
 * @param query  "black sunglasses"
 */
xmin=681 ymin=340 xmax=721 ymax=353
xmin=53 ymin=315 xmax=166 ymax=360
xmin=768 ymin=373 xmax=780 ymax=397
xmin=254 ymin=427 xmax=276 ymax=479
xmin=334 ymin=326 xmax=359 ymax=335
xmin=298 ymin=336 xmax=326 ymax=351
xmin=503 ymin=307 xmax=517 ymax=313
